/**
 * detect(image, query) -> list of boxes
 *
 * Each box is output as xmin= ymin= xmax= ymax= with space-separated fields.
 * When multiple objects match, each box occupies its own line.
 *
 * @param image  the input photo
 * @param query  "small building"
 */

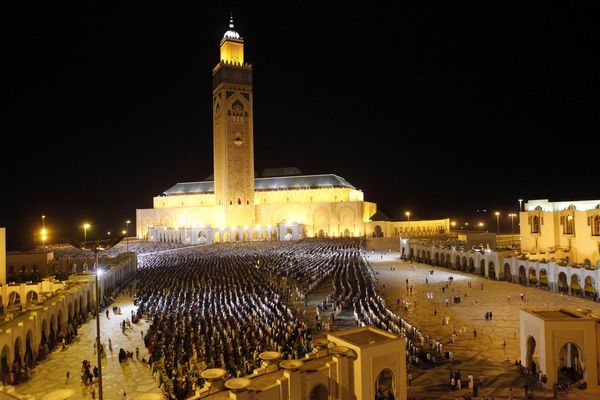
xmin=199 ymin=326 xmax=407 ymax=400
xmin=5 ymin=251 xmax=54 ymax=283
xmin=520 ymin=309 xmax=600 ymax=389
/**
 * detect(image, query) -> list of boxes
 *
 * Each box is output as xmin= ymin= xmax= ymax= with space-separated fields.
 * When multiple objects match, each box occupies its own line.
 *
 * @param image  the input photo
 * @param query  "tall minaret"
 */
xmin=212 ymin=16 xmax=255 ymax=228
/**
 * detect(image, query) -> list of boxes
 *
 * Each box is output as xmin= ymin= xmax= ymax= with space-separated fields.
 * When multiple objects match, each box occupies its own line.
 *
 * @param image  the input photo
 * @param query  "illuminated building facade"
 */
xmin=520 ymin=199 xmax=600 ymax=266
xmin=136 ymin=18 xmax=380 ymax=242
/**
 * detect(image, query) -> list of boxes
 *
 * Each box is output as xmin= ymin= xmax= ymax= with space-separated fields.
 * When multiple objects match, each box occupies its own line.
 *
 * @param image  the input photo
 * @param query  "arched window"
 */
xmin=567 ymin=204 xmax=577 ymax=210
xmin=593 ymin=215 xmax=600 ymax=236
xmin=535 ymin=206 xmax=543 ymax=211
xmin=531 ymin=216 xmax=540 ymax=233
xmin=564 ymin=215 xmax=574 ymax=235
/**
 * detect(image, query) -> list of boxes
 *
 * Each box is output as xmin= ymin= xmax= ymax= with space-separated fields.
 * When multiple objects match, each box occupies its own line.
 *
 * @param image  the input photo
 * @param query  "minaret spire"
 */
xmin=223 ymin=12 xmax=240 ymax=40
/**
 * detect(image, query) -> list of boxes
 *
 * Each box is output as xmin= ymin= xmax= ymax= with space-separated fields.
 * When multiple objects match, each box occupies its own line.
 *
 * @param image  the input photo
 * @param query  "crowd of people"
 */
xmin=129 ymin=239 xmax=447 ymax=399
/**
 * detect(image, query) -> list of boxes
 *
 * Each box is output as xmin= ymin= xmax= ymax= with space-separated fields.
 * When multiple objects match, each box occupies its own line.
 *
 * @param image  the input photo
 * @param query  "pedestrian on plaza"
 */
xmin=121 ymin=387 xmax=127 ymax=399
xmin=136 ymin=346 xmax=139 ymax=359
xmin=520 ymin=292 xmax=525 ymax=301
xmin=66 ymin=370 xmax=70 ymax=384
xmin=408 ymin=373 xmax=412 ymax=386
xmin=106 ymin=309 xmax=109 ymax=318
xmin=93 ymin=365 xmax=99 ymax=378
xmin=91 ymin=384 xmax=96 ymax=399
xmin=473 ymin=329 xmax=478 ymax=338
xmin=507 ymin=294 xmax=511 ymax=303
xmin=109 ymin=338 xmax=113 ymax=353
xmin=457 ymin=377 xmax=462 ymax=390
xmin=524 ymin=383 xmax=529 ymax=396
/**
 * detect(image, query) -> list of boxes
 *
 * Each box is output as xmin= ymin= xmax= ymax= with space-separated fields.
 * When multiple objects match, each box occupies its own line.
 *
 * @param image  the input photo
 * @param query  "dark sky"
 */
xmin=2 ymin=2 xmax=599 ymax=249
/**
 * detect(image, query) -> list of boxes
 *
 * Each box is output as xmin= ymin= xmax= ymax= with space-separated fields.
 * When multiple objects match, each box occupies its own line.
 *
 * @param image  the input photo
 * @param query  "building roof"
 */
xmin=163 ymin=174 xmax=356 ymax=195
xmin=329 ymin=326 xmax=399 ymax=347
xmin=261 ymin=167 xmax=303 ymax=177
xmin=369 ymin=210 xmax=390 ymax=221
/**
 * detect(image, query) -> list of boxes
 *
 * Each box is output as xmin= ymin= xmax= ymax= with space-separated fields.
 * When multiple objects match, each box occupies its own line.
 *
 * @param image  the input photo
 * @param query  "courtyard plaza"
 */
xmin=6 ymin=293 xmax=161 ymax=400
xmin=366 ymin=238 xmax=600 ymax=400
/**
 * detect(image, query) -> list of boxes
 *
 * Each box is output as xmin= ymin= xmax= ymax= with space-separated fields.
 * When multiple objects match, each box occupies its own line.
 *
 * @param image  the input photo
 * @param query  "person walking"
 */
xmin=66 ymin=370 xmax=70 ymax=384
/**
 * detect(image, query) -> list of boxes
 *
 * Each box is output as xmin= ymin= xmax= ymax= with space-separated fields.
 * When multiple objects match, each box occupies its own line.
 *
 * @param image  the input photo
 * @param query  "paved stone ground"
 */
xmin=11 ymin=294 xmax=162 ymax=400
xmin=366 ymin=239 xmax=600 ymax=400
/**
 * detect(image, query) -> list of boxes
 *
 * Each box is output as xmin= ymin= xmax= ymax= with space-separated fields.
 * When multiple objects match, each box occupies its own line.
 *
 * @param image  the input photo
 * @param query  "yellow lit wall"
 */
xmin=520 ymin=210 xmax=600 ymax=265
xmin=136 ymin=198 xmax=377 ymax=239
xmin=153 ymin=194 xmax=215 ymax=208
xmin=220 ymin=39 xmax=244 ymax=64
xmin=255 ymin=187 xmax=364 ymax=205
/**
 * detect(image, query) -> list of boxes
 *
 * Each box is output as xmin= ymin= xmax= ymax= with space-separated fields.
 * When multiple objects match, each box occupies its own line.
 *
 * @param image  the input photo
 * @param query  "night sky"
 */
xmin=2 ymin=3 xmax=599 ymax=250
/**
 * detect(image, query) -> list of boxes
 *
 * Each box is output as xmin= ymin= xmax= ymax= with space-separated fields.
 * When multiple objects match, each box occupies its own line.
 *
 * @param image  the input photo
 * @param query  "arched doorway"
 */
xmin=375 ymin=369 xmax=395 ymax=399
xmin=528 ymin=268 xmax=538 ymax=286
xmin=479 ymin=260 xmax=486 ymax=276
xmin=488 ymin=262 xmax=496 ymax=279
xmin=455 ymin=256 xmax=461 ymax=270
xmin=374 ymin=225 xmax=383 ymax=238
xmin=213 ymin=231 xmax=221 ymax=243
xmin=518 ymin=266 xmax=527 ymax=284
xmin=309 ymin=384 xmax=328 ymax=400
xmin=557 ymin=272 xmax=568 ymax=293
xmin=571 ymin=274 xmax=582 ymax=296
xmin=558 ymin=342 xmax=584 ymax=383
xmin=503 ymin=263 xmax=512 ymax=281
xmin=318 ymin=229 xmax=325 ymax=238
xmin=243 ymin=231 xmax=249 ymax=242
xmin=461 ymin=257 xmax=467 ymax=272
xmin=539 ymin=269 xmax=548 ymax=287
xmin=223 ymin=232 xmax=230 ymax=243
xmin=434 ymin=253 xmax=440 ymax=266
xmin=251 ymin=231 xmax=258 ymax=241
xmin=271 ymin=230 xmax=277 ymax=241
xmin=584 ymin=276 xmax=596 ymax=298
xmin=234 ymin=232 xmax=240 ymax=242
xmin=468 ymin=258 xmax=475 ymax=273
xmin=526 ymin=336 xmax=538 ymax=374
xmin=1 ymin=345 xmax=9 ymax=380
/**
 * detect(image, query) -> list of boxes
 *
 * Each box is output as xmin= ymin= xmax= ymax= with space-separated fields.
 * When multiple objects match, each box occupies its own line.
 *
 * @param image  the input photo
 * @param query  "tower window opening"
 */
xmin=230 ymin=201 xmax=233 ymax=205
xmin=246 ymin=200 xmax=249 ymax=205
xmin=238 ymin=198 xmax=241 ymax=205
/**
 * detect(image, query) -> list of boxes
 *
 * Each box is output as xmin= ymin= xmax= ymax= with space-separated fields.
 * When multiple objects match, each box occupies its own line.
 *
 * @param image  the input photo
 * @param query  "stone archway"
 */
xmin=375 ymin=368 xmax=395 ymax=399
xmin=570 ymin=274 xmax=582 ymax=296
xmin=374 ymin=225 xmax=383 ymax=238
xmin=318 ymin=229 xmax=325 ymax=238
xmin=528 ymin=268 xmax=538 ymax=286
xmin=468 ymin=258 xmax=475 ymax=273
xmin=558 ymin=342 xmax=584 ymax=383
xmin=557 ymin=272 xmax=568 ymax=293
xmin=488 ymin=262 xmax=496 ymax=279
xmin=213 ymin=231 xmax=221 ymax=243
xmin=461 ymin=257 xmax=468 ymax=272
xmin=8 ymin=291 xmax=21 ymax=306
xmin=584 ymin=276 xmax=596 ymax=298
xmin=479 ymin=259 xmax=486 ymax=276
xmin=518 ymin=266 xmax=527 ymax=284
xmin=503 ymin=263 xmax=512 ymax=281
xmin=539 ymin=269 xmax=548 ymax=287
xmin=26 ymin=290 xmax=38 ymax=306
xmin=309 ymin=384 xmax=328 ymax=400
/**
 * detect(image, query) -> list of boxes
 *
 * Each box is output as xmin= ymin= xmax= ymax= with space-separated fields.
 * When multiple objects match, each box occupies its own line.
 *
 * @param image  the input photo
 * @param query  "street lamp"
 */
xmin=70 ymin=236 xmax=123 ymax=400
xmin=125 ymin=220 xmax=131 ymax=252
xmin=508 ymin=213 xmax=517 ymax=234
xmin=83 ymin=223 xmax=91 ymax=241
xmin=478 ymin=222 xmax=484 ymax=229
xmin=518 ymin=199 xmax=523 ymax=212
xmin=494 ymin=212 xmax=500 ymax=234
xmin=405 ymin=211 xmax=411 ymax=222
xmin=41 ymin=215 xmax=47 ymax=248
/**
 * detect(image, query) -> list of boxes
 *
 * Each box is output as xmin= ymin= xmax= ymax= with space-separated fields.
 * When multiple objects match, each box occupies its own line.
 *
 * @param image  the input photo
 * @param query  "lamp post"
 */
xmin=41 ymin=215 xmax=47 ymax=248
xmin=83 ymin=223 xmax=91 ymax=241
xmin=70 ymin=236 xmax=123 ymax=400
xmin=125 ymin=220 xmax=131 ymax=252
xmin=405 ymin=211 xmax=411 ymax=236
xmin=494 ymin=212 xmax=500 ymax=234
xmin=518 ymin=199 xmax=523 ymax=212
xmin=509 ymin=213 xmax=517 ymax=234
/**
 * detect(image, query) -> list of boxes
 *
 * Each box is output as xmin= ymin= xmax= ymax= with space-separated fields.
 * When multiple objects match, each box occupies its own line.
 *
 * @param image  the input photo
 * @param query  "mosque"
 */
xmin=136 ymin=18 xmax=448 ymax=244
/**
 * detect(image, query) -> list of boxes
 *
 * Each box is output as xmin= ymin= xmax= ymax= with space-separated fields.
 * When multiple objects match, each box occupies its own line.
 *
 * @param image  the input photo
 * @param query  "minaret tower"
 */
xmin=212 ymin=15 xmax=255 ymax=228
